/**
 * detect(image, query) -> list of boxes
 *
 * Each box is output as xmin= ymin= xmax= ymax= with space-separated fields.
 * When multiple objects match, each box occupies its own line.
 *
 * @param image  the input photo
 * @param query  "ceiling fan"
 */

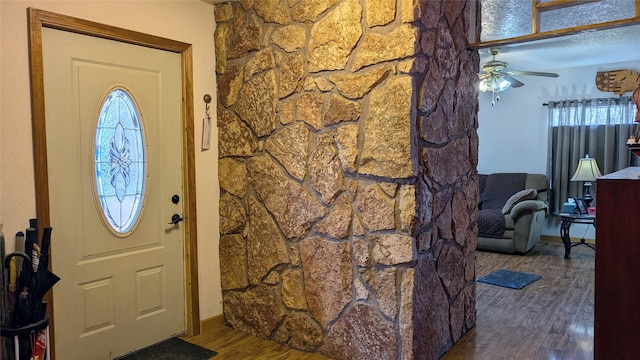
xmin=478 ymin=48 xmax=559 ymax=105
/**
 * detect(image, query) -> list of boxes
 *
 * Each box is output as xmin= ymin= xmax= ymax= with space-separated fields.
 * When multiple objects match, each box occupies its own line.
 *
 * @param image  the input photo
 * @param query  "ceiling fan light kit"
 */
xmin=478 ymin=48 xmax=559 ymax=106
xmin=478 ymin=76 xmax=511 ymax=106
xmin=479 ymin=76 xmax=511 ymax=92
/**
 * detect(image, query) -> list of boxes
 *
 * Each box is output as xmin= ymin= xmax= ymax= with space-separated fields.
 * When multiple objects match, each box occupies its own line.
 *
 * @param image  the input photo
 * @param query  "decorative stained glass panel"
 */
xmin=95 ymin=88 xmax=146 ymax=235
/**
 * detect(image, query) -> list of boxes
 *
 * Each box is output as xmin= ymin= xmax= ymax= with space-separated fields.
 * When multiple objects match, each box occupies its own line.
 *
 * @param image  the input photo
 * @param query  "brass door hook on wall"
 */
xmin=203 ymin=94 xmax=211 ymax=112
xmin=202 ymin=94 xmax=212 ymax=150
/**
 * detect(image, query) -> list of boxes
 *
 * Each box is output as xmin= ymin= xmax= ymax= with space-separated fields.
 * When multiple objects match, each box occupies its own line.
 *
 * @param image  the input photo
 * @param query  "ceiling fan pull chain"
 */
xmin=491 ymin=91 xmax=498 ymax=106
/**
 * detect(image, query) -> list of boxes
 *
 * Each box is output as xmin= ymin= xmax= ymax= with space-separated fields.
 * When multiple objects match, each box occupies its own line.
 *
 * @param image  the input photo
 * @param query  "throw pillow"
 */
xmin=502 ymin=189 xmax=538 ymax=214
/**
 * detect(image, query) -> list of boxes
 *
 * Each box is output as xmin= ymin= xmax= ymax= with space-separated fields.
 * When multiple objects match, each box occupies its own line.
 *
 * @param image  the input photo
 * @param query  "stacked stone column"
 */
xmin=216 ymin=1 xmax=479 ymax=359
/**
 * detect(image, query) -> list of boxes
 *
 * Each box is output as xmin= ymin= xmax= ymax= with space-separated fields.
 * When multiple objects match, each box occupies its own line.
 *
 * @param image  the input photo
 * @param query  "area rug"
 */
xmin=476 ymin=269 xmax=542 ymax=290
xmin=116 ymin=337 xmax=217 ymax=360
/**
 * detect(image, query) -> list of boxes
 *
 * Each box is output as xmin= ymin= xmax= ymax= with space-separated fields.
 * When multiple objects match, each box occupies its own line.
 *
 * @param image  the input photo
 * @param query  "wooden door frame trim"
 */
xmin=27 ymin=8 xmax=200 ymax=357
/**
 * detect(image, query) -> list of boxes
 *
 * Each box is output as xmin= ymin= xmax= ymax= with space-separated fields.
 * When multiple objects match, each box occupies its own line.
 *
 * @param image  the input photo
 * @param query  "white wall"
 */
xmin=478 ymin=59 xmax=640 ymax=240
xmin=0 ymin=0 xmax=221 ymax=319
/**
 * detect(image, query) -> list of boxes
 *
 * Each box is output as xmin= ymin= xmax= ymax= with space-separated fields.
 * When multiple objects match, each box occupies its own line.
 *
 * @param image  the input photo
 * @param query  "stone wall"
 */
xmin=216 ymin=1 xmax=479 ymax=359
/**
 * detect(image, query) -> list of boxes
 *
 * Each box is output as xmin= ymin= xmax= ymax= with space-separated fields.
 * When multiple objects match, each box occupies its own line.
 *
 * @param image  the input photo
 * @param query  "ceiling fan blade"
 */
xmin=507 ymin=70 xmax=559 ymax=78
xmin=502 ymin=74 xmax=524 ymax=88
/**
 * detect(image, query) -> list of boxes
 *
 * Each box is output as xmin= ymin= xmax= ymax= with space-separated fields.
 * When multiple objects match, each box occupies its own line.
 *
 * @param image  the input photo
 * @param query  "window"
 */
xmin=94 ymin=88 xmax=146 ymax=235
xmin=547 ymin=96 xmax=637 ymax=211
xmin=549 ymin=97 xmax=636 ymax=126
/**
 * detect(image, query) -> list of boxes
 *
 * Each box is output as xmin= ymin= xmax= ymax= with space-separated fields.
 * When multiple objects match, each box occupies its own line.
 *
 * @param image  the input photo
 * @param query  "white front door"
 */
xmin=42 ymin=26 xmax=185 ymax=359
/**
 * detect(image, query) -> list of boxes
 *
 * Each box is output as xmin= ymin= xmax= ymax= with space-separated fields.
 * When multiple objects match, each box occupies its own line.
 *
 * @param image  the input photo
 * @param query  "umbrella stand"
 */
xmin=1 ymin=221 xmax=58 ymax=360
xmin=1 ymin=313 xmax=50 ymax=360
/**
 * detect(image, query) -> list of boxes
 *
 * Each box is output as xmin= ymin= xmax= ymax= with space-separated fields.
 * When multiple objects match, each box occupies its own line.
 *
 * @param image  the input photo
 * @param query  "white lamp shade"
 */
xmin=570 ymin=157 xmax=602 ymax=182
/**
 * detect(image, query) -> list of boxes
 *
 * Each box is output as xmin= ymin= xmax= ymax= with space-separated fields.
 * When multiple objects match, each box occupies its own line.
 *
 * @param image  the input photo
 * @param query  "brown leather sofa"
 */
xmin=477 ymin=173 xmax=549 ymax=254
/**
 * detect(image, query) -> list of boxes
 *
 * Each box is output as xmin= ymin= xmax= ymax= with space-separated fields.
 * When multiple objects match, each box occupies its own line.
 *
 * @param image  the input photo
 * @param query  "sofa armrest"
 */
xmin=508 ymin=200 xmax=548 ymax=219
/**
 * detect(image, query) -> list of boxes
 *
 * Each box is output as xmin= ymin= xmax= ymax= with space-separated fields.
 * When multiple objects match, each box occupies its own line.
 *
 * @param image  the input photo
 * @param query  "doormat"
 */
xmin=476 ymin=269 xmax=542 ymax=290
xmin=116 ymin=337 xmax=217 ymax=360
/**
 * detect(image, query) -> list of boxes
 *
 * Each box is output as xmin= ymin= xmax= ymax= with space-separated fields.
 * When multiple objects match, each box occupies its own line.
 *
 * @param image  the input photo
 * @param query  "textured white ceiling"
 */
xmin=479 ymin=0 xmax=640 ymax=72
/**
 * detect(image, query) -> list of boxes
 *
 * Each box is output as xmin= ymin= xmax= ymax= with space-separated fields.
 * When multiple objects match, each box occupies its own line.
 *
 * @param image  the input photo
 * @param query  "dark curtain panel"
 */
xmin=547 ymin=97 xmax=638 ymax=212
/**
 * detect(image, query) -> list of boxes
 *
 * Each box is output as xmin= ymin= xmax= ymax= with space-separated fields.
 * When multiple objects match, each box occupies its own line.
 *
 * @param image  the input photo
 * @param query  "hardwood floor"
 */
xmin=185 ymin=241 xmax=594 ymax=359
xmin=442 ymin=240 xmax=594 ymax=360
xmin=184 ymin=316 xmax=329 ymax=359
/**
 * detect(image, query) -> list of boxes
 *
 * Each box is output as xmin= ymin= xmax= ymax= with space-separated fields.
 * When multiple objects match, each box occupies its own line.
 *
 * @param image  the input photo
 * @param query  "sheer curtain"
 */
xmin=547 ymin=96 xmax=638 ymax=212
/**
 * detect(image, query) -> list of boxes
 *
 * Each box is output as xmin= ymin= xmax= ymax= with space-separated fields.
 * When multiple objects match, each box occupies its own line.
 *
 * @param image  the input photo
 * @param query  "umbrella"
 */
xmin=4 ymin=252 xmax=31 ymax=328
xmin=4 ymin=225 xmax=60 ymax=327
xmin=30 ymin=227 xmax=59 ymax=323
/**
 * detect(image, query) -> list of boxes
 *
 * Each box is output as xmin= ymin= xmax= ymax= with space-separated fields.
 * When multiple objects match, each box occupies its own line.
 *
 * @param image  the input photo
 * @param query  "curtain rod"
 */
xmin=543 ymin=95 xmax=632 ymax=107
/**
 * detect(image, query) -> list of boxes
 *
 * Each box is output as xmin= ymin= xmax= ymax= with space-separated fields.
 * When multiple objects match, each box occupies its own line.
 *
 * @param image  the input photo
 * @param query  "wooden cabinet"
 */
xmin=595 ymin=167 xmax=640 ymax=359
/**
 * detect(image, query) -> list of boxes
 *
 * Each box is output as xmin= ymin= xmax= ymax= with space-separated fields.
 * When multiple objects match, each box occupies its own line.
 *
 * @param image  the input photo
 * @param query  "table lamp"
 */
xmin=570 ymin=155 xmax=602 ymax=208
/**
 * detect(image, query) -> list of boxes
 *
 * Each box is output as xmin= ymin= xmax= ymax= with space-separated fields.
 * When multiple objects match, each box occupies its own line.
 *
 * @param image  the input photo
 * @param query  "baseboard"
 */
xmin=200 ymin=314 xmax=225 ymax=331
xmin=541 ymin=235 xmax=596 ymax=245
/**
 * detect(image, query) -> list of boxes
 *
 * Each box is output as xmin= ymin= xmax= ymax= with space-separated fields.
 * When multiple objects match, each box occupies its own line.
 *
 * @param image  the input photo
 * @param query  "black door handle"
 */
xmin=168 ymin=214 xmax=184 ymax=225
